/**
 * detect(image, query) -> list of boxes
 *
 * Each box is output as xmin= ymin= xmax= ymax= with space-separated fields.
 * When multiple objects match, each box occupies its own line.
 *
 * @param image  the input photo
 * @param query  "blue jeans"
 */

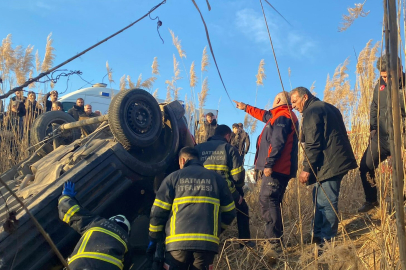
xmin=312 ymin=174 xmax=345 ymax=240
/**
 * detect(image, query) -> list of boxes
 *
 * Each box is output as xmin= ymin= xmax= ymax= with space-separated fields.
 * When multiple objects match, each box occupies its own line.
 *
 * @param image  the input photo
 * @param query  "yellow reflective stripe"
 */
xmin=78 ymin=231 xmax=92 ymax=253
xmin=170 ymin=204 xmax=178 ymax=236
xmin=213 ymin=205 xmax=219 ymax=236
xmin=221 ymin=223 xmax=228 ymax=229
xmin=220 ymin=201 xmax=235 ymax=212
xmin=204 ymin=164 xmax=229 ymax=171
xmin=58 ymin=196 xmax=70 ymax=204
xmin=149 ymin=224 xmax=164 ymax=232
xmin=174 ymin=196 xmax=220 ymax=206
xmin=227 ymin=180 xmax=236 ymax=193
xmin=63 ymin=205 xmax=80 ymax=223
xmin=153 ymin=199 xmax=172 ymax=210
xmin=231 ymin=166 xmax=243 ymax=176
xmin=86 ymin=227 xmax=128 ymax=252
xmin=69 ymin=252 xmax=123 ymax=270
xmin=166 ymin=234 xmax=219 ymax=244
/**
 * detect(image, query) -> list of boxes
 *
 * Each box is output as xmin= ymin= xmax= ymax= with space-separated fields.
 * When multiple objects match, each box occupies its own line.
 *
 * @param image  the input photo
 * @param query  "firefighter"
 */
xmin=147 ymin=147 xmax=236 ymax=270
xmin=58 ymin=181 xmax=131 ymax=270
xmin=194 ymin=125 xmax=253 ymax=247
xmin=234 ymin=92 xmax=299 ymax=251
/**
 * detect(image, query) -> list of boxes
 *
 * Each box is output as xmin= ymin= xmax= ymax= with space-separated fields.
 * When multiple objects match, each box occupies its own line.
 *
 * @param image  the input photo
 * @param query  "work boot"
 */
xmin=358 ymin=201 xmax=379 ymax=213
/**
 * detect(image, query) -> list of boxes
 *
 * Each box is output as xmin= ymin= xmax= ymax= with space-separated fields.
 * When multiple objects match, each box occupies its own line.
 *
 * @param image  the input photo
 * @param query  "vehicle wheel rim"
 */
xmin=127 ymin=102 xmax=153 ymax=134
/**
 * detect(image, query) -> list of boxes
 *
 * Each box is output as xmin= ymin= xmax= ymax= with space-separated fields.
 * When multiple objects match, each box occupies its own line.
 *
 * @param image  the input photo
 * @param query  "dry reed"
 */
xmin=169 ymin=29 xmax=186 ymax=59
xmin=152 ymin=88 xmax=158 ymax=99
xmin=35 ymin=50 xmax=40 ymax=72
xmin=339 ymin=1 xmax=370 ymax=32
xmin=201 ymin=46 xmax=209 ymax=73
xmin=41 ymin=33 xmax=55 ymax=72
xmin=152 ymin=57 xmax=159 ymax=75
xmin=119 ymin=74 xmax=126 ymax=91
xmin=106 ymin=61 xmax=114 ymax=86
xmin=127 ymin=75 xmax=135 ymax=89
xmin=190 ymin=61 xmax=198 ymax=88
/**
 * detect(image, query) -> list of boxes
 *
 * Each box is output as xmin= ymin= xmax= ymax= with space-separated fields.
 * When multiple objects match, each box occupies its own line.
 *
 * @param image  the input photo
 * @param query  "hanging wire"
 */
xmin=149 ymin=1 xmax=166 ymax=43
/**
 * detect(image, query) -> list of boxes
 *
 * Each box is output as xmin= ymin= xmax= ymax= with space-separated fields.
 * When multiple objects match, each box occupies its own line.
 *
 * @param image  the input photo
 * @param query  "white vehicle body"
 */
xmin=58 ymin=83 xmax=164 ymax=114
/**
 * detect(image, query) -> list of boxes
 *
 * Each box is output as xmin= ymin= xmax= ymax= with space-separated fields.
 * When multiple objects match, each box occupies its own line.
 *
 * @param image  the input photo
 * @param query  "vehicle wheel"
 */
xmin=31 ymin=111 xmax=81 ymax=156
xmin=108 ymin=89 xmax=162 ymax=149
xmin=115 ymin=103 xmax=180 ymax=177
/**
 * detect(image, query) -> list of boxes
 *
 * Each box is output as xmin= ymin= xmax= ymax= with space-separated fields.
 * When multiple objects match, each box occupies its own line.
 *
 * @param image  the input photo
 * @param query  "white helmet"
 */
xmin=109 ymin=215 xmax=131 ymax=233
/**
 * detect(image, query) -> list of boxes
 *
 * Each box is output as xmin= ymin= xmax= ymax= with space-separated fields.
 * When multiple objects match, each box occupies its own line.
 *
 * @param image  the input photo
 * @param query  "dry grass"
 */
xmin=165 ymin=54 xmax=182 ymax=101
xmin=190 ymin=61 xmax=198 ymax=88
xmin=339 ymin=1 xmax=370 ymax=32
xmin=106 ymin=61 xmax=114 ymax=86
xmin=169 ymin=29 xmax=186 ymax=59
xmin=119 ymin=74 xmax=126 ymax=91
xmin=152 ymin=57 xmax=160 ymax=75
xmin=256 ymin=59 xmax=266 ymax=87
xmin=0 ymin=34 xmax=58 ymax=172
xmin=152 ymin=88 xmax=158 ymax=99
xmin=127 ymin=75 xmax=135 ymax=89
xmin=41 ymin=33 xmax=55 ymax=72
xmin=201 ymin=46 xmax=209 ymax=73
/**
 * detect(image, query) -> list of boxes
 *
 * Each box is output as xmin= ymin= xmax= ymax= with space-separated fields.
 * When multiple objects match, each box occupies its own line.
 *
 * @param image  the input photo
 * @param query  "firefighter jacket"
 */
xmin=149 ymin=159 xmax=236 ymax=253
xmin=246 ymin=104 xmax=299 ymax=178
xmin=58 ymin=195 xmax=130 ymax=270
xmin=194 ymin=136 xmax=245 ymax=195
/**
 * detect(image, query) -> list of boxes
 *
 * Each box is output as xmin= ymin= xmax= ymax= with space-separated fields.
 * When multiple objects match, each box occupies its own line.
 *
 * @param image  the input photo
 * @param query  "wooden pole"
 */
xmin=385 ymin=1 xmax=406 ymax=268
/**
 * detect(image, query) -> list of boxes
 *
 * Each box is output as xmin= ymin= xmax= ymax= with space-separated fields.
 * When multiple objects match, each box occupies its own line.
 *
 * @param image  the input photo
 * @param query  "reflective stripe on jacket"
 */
xmin=194 ymin=136 xmax=245 ymax=194
xmin=58 ymin=196 xmax=129 ymax=270
xmin=246 ymin=104 xmax=299 ymax=178
xmin=149 ymin=159 xmax=236 ymax=253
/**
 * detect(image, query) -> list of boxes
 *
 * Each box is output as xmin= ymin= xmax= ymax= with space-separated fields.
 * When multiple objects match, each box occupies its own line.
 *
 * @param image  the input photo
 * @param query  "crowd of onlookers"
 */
xmin=1 ymin=89 xmax=101 ymax=137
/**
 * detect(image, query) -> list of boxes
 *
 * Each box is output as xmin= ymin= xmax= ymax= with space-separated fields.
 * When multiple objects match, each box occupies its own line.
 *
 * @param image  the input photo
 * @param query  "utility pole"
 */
xmin=384 ymin=0 xmax=406 ymax=268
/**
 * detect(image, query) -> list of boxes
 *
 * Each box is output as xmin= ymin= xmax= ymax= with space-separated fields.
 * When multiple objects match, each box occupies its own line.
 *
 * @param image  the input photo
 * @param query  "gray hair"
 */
xmin=290 ymin=87 xmax=313 ymax=98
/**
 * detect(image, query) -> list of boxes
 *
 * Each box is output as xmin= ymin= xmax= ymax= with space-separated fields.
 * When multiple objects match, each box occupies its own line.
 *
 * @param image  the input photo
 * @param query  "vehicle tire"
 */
xmin=31 ymin=111 xmax=81 ymax=156
xmin=108 ymin=89 xmax=162 ymax=149
xmin=115 ymin=103 xmax=180 ymax=177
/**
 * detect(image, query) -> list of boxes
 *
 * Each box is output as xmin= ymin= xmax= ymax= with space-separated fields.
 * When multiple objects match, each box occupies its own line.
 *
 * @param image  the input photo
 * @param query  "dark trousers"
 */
xmin=359 ymin=134 xmax=390 ymax=203
xmin=259 ymin=173 xmax=290 ymax=240
xmin=313 ymin=174 xmax=344 ymax=240
xmin=164 ymin=250 xmax=216 ymax=270
xmin=232 ymin=190 xmax=251 ymax=239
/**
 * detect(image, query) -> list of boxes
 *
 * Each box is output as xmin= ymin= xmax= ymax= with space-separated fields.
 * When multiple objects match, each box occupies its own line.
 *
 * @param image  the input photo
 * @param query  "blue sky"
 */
xmin=0 ymin=0 xmax=385 ymax=167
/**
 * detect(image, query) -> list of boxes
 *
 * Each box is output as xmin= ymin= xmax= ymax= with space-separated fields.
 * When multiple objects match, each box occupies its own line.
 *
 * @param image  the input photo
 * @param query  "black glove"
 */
xmin=236 ymin=186 xmax=244 ymax=198
xmin=146 ymin=240 xmax=157 ymax=261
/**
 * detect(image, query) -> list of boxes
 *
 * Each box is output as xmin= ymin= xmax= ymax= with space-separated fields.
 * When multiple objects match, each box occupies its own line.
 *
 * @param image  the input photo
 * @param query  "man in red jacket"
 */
xmin=233 ymin=92 xmax=298 ymax=250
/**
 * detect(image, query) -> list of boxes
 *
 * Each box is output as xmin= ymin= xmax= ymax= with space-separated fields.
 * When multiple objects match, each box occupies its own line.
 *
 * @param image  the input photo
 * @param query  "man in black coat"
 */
xmin=68 ymin=98 xmax=85 ymax=120
xmin=358 ymin=55 xmax=406 ymax=213
xmin=290 ymin=87 xmax=357 ymax=244
xmin=196 ymin=112 xmax=217 ymax=144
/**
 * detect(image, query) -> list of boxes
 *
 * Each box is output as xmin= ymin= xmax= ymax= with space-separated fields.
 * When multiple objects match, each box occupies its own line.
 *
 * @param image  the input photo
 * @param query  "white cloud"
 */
xmin=36 ymin=1 xmax=52 ymax=10
xmin=235 ymin=8 xmax=316 ymax=59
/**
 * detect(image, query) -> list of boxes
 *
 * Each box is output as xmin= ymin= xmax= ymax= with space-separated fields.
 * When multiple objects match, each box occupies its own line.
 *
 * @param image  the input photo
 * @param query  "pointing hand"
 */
xmin=233 ymin=100 xmax=247 ymax=111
